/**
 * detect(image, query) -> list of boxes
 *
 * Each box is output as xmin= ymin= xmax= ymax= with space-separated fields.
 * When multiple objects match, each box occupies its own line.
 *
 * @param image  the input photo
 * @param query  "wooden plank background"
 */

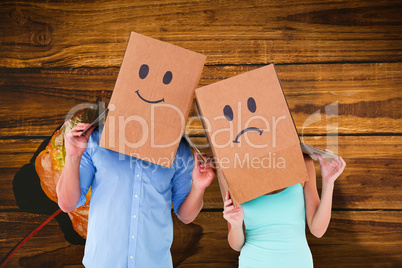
xmin=0 ymin=0 xmax=401 ymax=267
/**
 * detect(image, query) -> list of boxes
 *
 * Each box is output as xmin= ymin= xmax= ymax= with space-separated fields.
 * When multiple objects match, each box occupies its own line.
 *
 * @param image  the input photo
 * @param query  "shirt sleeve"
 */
xmin=171 ymin=138 xmax=194 ymax=214
xmin=75 ymin=143 xmax=95 ymax=209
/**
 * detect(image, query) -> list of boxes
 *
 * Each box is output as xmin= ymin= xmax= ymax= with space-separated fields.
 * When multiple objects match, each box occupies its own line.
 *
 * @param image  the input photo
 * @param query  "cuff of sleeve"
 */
xmin=172 ymin=182 xmax=192 ymax=214
xmin=75 ymin=194 xmax=87 ymax=209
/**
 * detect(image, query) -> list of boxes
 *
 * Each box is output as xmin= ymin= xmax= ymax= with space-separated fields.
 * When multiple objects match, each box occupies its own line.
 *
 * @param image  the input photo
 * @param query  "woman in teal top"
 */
xmin=223 ymin=152 xmax=346 ymax=267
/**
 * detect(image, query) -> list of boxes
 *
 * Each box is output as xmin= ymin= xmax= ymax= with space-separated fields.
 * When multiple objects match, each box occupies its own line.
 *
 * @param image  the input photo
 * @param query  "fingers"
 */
xmin=193 ymin=152 xmax=200 ymax=170
xmin=195 ymin=154 xmax=214 ymax=170
xmin=224 ymin=193 xmax=233 ymax=208
xmin=316 ymin=150 xmax=345 ymax=168
xmin=75 ymin=123 xmax=89 ymax=129
xmin=325 ymin=149 xmax=345 ymax=166
xmin=330 ymin=156 xmax=345 ymax=168
xmin=223 ymin=203 xmax=241 ymax=215
xmin=68 ymin=123 xmax=92 ymax=137
xmin=223 ymin=203 xmax=243 ymax=223
xmin=84 ymin=126 xmax=96 ymax=140
xmin=223 ymin=207 xmax=242 ymax=218
xmin=223 ymin=192 xmax=243 ymax=223
xmin=203 ymin=156 xmax=214 ymax=169
xmin=339 ymin=156 xmax=346 ymax=167
xmin=336 ymin=156 xmax=346 ymax=172
xmin=330 ymin=158 xmax=338 ymax=166
xmin=314 ymin=152 xmax=324 ymax=162
xmin=199 ymin=165 xmax=213 ymax=173
xmin=223 ymin=194 xmax=240 ymax=211
xmin=325 ymin=149 xmax=345 ymax=165
xmin=198 ymin=160 xmax=215 ymax=177
xmin=225 ymin=191 xmax=230 ymax=202
xmin=73 ymin=123 xmax=90 ymax=133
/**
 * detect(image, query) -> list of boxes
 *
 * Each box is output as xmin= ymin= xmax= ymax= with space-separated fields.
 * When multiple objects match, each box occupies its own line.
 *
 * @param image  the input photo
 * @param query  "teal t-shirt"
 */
xmin=239 ymin=183 xmax=313 ymax=268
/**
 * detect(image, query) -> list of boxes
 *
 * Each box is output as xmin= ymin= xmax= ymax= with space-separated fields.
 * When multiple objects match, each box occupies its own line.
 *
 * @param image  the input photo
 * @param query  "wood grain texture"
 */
xmin=1 ymin=136 xmax=401 ymax=210
xmin=0 ymin=169 xmax=21 ymax=210
xmin=0 ymin=0 xmax=401 ymax=266
xmin=1 ymin=62 xmax=401 ymax=137
xmin=306 ymin=211 xmax=402 ymax=267
xmin=0 ymin=139 xmax=43 ymax=169
xmin=1 ymin=211 xmax=401 ymax=267
xmin=0 ymin=0 xmax=401 ymax=68
xmin=0 ymin=212 xmax=84 ymax=268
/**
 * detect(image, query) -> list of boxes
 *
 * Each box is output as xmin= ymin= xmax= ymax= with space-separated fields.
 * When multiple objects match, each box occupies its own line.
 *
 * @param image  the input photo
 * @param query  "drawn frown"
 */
xmin=223 ymin=97 xmax=264 ymax=143
xmin=135 ymin=64 xmax=173 ymax=104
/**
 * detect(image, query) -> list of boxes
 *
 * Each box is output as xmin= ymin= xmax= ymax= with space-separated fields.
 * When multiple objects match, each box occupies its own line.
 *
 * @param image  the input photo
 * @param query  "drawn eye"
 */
xmin=223 ymin=105 xmax=234 ymax=121
xmin=139 ymin=64 xmax=149 ymax=79
xmin=163 ymin=71 xmax=173 ymax=85
xmin=247 ymin=97 xmax=256 ymax=113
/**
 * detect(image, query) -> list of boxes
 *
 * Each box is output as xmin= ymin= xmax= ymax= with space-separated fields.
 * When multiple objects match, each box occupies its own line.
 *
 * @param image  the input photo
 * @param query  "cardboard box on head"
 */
xmin=100 ymin=32 xmax=206 ymax=167
xmin=195 ymin=64 xmax=309 ymax=206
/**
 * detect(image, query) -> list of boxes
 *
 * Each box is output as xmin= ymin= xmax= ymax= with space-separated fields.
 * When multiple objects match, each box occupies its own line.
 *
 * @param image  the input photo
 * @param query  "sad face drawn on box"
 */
xmin=195 ymin=65 xmax=309 ymax=205
xmin=100 ymin=32 xmax=206 ymax=167
xmin=198 ymin=69 xmax=294 ymax=153
xmin=223 ymin=97 xmax=264 ymax=143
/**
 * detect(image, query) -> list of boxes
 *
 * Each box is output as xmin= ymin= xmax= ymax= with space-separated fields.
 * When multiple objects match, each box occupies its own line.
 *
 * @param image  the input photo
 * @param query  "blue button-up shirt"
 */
xmin=76 ymin=127 xmax=194 ymax=267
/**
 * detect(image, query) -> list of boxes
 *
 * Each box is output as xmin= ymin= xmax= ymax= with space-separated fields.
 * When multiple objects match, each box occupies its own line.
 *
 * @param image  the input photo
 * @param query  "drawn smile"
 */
xmin=233 ymin=127 xmax=263 ymax=143
xmin=135 ymin=90 xmax=165 ymax=104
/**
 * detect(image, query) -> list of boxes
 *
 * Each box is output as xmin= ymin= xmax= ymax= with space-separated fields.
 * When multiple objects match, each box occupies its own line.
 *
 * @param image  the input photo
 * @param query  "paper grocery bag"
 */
xmin=100 ymin=32 xmax=206 ymax=167
xmin=195 ymin=64 xmax=309 ymax=205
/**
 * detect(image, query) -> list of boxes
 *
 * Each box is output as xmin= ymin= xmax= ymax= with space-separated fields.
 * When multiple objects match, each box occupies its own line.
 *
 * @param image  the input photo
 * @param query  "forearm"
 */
xmin=56 ymin=154 xmax=82 ymax=212
xmin=228 ymin=224 xmax=245 ymax=251
xmin=176 ymin=184 xmax=204 ymax=224
xmin=309 ymin=181 xmax=334 ymax=238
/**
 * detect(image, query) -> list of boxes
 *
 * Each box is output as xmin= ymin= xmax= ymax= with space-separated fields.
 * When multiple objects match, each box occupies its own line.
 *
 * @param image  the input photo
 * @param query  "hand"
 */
xmin=223 ymin=191 xmax=244 ymax=228
xmin=64 ymin=123 xmax=95 ymax=156
xmin=191 ymin=153 xmax=215 ymax=191
xmin=314 ymin=149 xmax=346 ymax=184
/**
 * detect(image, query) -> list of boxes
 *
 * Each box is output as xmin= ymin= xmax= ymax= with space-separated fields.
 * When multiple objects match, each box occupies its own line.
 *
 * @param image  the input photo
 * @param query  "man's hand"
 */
xmin=57 ymin=123 xmax=94 ymax=212
xmin=176 ymin=153 xmax=215 ymax=224
xmin=65 ymin=123 xmax=95 ymax=156
xmin=191 ymin=153 xmax=215 ymax=191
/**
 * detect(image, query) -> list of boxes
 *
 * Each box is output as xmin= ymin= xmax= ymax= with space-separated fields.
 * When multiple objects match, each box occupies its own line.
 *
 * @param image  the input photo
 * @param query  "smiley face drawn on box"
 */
xmin=135 ymin=63 xmax=170 ymax=103
xmin=195 ymin=65 xmax=308 ymax=205
xmin=100 ymin=32 xmax=206 ymax=167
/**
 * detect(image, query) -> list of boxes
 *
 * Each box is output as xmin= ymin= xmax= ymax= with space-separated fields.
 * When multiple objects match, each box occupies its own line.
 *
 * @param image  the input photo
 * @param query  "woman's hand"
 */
xmin=223 ymin=191 xmax=244 ymax=228
xmin=223 ymin=192 xmax=246 ymax=251
xmin=314 ymin=150 xmax=346 ymax=185
xmin=64 ymin=123 xmax=95 ymax=156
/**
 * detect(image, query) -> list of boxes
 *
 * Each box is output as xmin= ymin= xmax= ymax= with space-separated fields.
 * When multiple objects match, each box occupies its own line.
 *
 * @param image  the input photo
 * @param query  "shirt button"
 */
xmin=130 ymin=256 xmax=133 ymax=259
xmin=131 ymin=235 xmax=135 ymax=239
xmin=136 ymin=174 xmax=139 ymax=177
xmin=133 ymin=215 xmax=136 ymax=218
xmin=134 ymin=194 xmax=138 ymax=198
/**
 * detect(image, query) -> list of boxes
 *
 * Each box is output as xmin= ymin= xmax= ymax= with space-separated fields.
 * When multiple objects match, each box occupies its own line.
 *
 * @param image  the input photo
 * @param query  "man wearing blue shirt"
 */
xmin=56 ymin=124 xmax=214 ymax=267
